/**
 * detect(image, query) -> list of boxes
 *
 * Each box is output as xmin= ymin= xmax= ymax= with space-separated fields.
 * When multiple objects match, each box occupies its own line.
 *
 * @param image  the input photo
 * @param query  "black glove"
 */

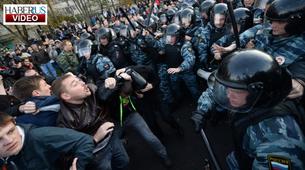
xmin=191 ymin=111 xmax=207 ymax=133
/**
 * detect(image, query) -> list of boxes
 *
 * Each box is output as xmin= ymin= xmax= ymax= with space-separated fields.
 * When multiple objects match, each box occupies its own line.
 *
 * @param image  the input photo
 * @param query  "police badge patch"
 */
xmin=268 ymin=155 xmax=291 ymax=170
xmin=104 ymin=64 xmax=110 ymax=70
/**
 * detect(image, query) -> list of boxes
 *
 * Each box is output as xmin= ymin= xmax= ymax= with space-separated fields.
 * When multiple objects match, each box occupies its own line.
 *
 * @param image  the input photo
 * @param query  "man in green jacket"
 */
xmin=56 ymin=40 xmax=79 ymax=74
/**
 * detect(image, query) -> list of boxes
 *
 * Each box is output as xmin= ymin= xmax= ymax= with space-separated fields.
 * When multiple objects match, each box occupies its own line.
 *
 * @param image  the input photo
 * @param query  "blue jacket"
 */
xmin=16 ymin=96 xmax=59 ymax=126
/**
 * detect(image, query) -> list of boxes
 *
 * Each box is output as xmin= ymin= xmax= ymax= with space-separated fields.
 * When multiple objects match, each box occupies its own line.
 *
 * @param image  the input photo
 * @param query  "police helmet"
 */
xmin=166 ymin=23 xmax=181 ymax=36
xmin=144 ymin=18 xmax=157 ymax=32
xmin=119 ymin=25 xmax=129 ymax=38
xmin=80 ymin=32 xmax=91 ymax=40
xmin=166 ymin=9 xmax=176 ymax=22
xmin=180 ymin=8 xmax=196 ymax=28
xmin=210 ymin=3 xmax=228 ymax=27
xmin=127 ymin=21 xmax=140 ymax=38
xmin=96 ymin=28 xmax=112 ymax=42
xmin=200 ymin=0 xmax=216 ymax=15
xmin=266 ymin=0 xmax=305 ymax=35
xmin=166 ymin=23 xmax=181 ymax=44
xmin=212 ymin=3 xmax=228 ymax=16
xmin=78 ymin=39 xmax=93 ymax=57
xmin=130 ymin=4 xmax=139 ymax=14
xmin=128 ymin=21 xmax=140 ymax=31
xmin=211 ymin=49 xmax=292 ymax=113
xmin=180 ymin=2 xmax=191 ymax=10
xmin=232 ymin=8 xmax=253 ymax=33
xmin=137 ymin=16 xmax=145 ymax=25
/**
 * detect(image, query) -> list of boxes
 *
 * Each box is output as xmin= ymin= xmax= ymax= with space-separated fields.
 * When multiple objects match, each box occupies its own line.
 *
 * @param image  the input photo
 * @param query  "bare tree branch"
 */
xmin=0 ymin=22 xmax=26 ymax=42
xmin=72 ymin=0 xmax=88 ymax=22
xmin=14 ymin=25 xmax=27 ymax=41
xmin=22 ymin=25 xmax=29 ymax=40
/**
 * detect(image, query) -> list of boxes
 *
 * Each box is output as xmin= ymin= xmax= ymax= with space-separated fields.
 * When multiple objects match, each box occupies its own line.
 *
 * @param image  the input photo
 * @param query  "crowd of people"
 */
xmin=0 ymin=0 xmax=305 ymax=169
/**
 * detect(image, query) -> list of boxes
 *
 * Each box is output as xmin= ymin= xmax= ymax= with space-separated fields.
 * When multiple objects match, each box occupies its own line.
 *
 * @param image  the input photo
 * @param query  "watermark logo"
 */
xmin=3 ymin=4 xmax=47 ymax=25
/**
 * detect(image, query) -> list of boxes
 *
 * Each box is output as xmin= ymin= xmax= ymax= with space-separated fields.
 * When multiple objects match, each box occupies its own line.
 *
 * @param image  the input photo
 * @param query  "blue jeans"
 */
xmin=39 ymin=61 xmax=57 ymax=78
xmin=90 ymin=128 xmax=129 ymax=170
xmin=119 ymin=112 xmax=169 ymax=159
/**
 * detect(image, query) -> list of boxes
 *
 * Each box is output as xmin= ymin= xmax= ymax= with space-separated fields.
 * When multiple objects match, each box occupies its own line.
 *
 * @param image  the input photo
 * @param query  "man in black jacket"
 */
xmin=52 ymin=74 xmax=129 ymax=170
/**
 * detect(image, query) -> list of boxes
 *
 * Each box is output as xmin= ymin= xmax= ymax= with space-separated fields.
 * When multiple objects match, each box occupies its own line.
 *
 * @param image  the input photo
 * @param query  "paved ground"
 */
xmin=126 ymin=98 xmax=234 ymax=170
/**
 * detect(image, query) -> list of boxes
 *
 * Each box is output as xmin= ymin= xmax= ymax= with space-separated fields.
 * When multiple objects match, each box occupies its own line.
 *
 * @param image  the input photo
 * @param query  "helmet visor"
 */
xmin=174 ymin=16 xmax=180 ymax=24
xmin=181 ymin=15 xmax=192 ymax=27
xmin=120 ymin=27 xmax=128 ymax=37
xmin=213 ymin=14 xmax=226 ymax=28
xmin=160 ymin=16 xmax=167 ymax=23
xmin=211 ymin=80 xmax=263 ymax=113
xmin=166 ymin=35 xmax=176 ymax=44
xmin=79 ymin=47 xmax=91 ymax=57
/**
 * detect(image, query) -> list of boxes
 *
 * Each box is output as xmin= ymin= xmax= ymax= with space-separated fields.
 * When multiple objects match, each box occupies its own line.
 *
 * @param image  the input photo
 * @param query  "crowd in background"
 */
xmin=1 ymin=0 xmax=305 ymax=169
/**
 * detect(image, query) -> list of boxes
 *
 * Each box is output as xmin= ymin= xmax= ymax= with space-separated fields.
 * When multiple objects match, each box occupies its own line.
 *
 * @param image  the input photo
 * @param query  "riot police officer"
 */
xmin=159 ymin=13 xmax=168 ymax=32
xmin=211 ymin=49 xmax=305 ymax=169
xmin=78 ymin=39 xmax=116 ymax=84
xmin=192 ymin=8 xmax=254 ymax=126
xmin=210 ymin=7 xmax=253 ymax=62
xmin=199 ymin=0 xmax=216 ymax=28
xmin=179 ymin=7 xmax=210 ymax=76
xmin=166 ymin=8 xmax=176 ymax=23
xmin=196 ymin=3 xmax=231 ymax=72
xmin=163 ymin=23 xmax=199 ymax=101
xmin=97 ymin=27 xmax=131 ymax=69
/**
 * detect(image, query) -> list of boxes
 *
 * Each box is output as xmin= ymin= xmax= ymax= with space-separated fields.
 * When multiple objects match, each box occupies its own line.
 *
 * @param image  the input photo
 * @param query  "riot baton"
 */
xmin=119 ymin=8 xmax=136 ymax=31
xmin=200 ymin=129 xmax=222 ymax=170
xmin=225 ymin=0 xmax=240 ymax=49
xmin=136 ymin=21 xmax=156 ymax=37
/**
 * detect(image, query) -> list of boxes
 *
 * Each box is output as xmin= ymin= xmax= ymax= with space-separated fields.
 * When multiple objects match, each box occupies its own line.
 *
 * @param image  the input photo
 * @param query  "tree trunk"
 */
xmin=46 ymin=0 xmax=58 ymax=26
